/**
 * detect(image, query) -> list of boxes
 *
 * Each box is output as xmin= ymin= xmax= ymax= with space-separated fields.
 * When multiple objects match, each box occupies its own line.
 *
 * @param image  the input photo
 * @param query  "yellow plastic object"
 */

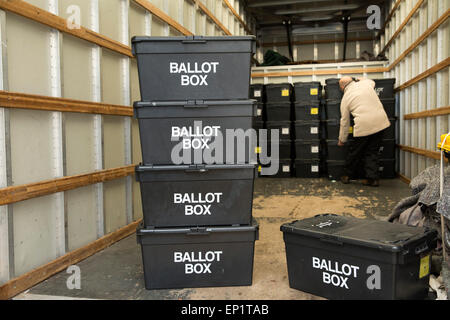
xmin=438 ymin=134 xmax=450 ymax=152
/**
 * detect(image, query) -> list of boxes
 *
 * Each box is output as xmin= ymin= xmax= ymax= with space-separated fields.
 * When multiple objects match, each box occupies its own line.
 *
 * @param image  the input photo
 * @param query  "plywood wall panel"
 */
xmin=9 ymin=109 xmax=53 ymax=185
xmin=12 ymin=195 xmax=59 ymax=276
xmin=64 ymin=113 xmax=96 ymax=176
xmin=129 ymin=2 xmax=147 ymax=39
xmin=103 ymin=115 xmax=125 ymax=169
xmin=61 ymin=34 xmax=93 ymax=102
xmin=103 ymin=178 xmax=127 ymax=234
xmin=99 ymin=0 xmax=122 ymax=43
xmin=6 ymin=13 xmax=51 ymax=96
xmin=66 ymin=185 xmax=97 ymax=251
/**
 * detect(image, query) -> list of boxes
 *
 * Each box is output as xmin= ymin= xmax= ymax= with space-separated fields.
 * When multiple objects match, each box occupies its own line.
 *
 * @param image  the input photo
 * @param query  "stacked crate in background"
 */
xmin=374 ymin=79 xmax=397 ymax=179
xmin=293 ymin=82 xmax=323 ymax=178
xmin=264 ymin=83 xmax=294 ymax=178
xmin=250 ymin=84 xmax=266 ymax=170
xmin=324 ymin=79 xmax=349 ymax=181
xmin=132 ymin=36 xmax=259 ymax=290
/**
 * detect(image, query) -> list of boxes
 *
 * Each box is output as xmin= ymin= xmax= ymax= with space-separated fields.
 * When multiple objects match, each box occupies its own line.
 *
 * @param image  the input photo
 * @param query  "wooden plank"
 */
xmin=382 ymin=0 xmax=403 ymax=31
xmin=251 ymin=67 xmax=387 ymax=78
xmin=262 ymin=37 xmax=374 ymax=48
xmin=381 ymin=0 xmax=425 ymax=54
xmin=0 ymin=165 xmax=135 ymax=206
xmin=398 ymin=144 xmax=444 ymax=161
xmin=0 ymin=219 xmax=142 ymax=300
xmin=0 ymin=91 xmax=133 ymax=117
xmin=222 ymin=0 xmax=252 ymax=34
xmin=0 ymin=0 xmax=133 ymax=58
xmin=193 ymin=0 xmax=232 ymax=35
xmin=398 ymin=173 xmax=411 ymax=185
xmin=395 ymin=58 xmax=450 ymax=92
xmin=404 ymin=106 xmax=450 ymax=120
xmin=388 ymin=9 xmax=450 ymax=71
xmin=132 ymin=0 xmax=193 ymax=36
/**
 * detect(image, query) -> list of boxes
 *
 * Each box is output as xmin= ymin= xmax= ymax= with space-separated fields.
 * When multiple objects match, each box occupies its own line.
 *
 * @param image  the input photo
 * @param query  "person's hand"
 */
xmin=338 ymin=140 xmax=345 ymax=147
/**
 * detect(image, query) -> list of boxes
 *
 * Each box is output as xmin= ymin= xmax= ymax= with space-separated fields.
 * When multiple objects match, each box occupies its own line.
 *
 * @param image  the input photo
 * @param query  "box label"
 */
xmin=170 ymin=62 xmax=219 ymax=87
xmin=257 ymin=108 xmax=262 ymax=116
xmin=375 ymin=87 xmax=384 ymax=96
xmin=282 ymin=165 xmax=290 ymax=173
xmin=311 ymin=127 xmax=319 ymax=135
xmin=282 ymin=128 xmax=290 ymax=135
xmin=419 ymin=255 xmax=430 ymax=279
xmin=174 ymin=193 xmax=223 ymax=216
xmin=282 ymin=89 xmax=290 ymax=97
xmin=172 ymin=125 xmax=221 ymax=150
xmin=254 ymin=90 xmax=262 ymax=97
xmin=312 ymin=257 xmax=383 ymax=291
xmin=311 ymin=165 xmax=319 ymax=173
xmin=311 ymin=108 xmax=319 ymax=115
xmin=311 ymin=146 xmax=319 ymax=153
xmin=174 ymin=251 xmax=223 ymax=274
xmin=310 ymin=88 xmax=319 ymax=96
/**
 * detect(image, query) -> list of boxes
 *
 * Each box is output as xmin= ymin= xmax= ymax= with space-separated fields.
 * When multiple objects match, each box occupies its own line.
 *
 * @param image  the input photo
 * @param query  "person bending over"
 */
xmin=338 ymin=76 xmax=390 ymax=187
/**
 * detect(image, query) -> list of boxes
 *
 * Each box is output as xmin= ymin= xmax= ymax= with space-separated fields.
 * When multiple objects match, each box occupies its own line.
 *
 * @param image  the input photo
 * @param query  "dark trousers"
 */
xmin=345 ymin=131 xmax=384 ymax=180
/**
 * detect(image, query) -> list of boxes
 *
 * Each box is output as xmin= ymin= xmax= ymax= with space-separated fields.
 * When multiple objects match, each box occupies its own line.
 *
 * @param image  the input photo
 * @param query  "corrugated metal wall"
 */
xmin=0 ymin=0 xmax=254 ymax=287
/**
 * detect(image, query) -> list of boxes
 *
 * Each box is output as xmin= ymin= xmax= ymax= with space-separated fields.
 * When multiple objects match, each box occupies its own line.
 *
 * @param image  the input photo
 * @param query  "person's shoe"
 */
xmin=341 ymin=176 xmax=350 ymax=184
xmin=362 ymin=179 xmax=380 ymax=187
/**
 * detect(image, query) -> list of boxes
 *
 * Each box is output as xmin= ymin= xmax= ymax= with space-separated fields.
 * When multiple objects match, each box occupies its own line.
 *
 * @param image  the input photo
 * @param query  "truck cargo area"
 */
xmin=15 ymin=177 xmax=412 ymax=300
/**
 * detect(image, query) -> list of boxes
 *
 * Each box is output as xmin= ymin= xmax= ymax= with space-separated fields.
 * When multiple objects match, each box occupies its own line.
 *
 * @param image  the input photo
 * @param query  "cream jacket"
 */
xmin=339 ymin=79 xmax=391 ymax=143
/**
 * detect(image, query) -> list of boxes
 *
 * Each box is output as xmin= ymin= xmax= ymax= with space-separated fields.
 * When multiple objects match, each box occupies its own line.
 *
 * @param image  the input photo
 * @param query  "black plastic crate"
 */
xmin=374 ymin=79 xmax=396 ymax=99
xmin=137 ymin=223 xmax=259 ymax=290
xmin=380 ymin=140 xmax=396 ymax=159
xmin=325 ymin=100 xmax=341 ymax=120
xmin=281 ymin=214 xmax=438 ymax=300
xmin=294 ymin=102 xmax=320 ymax=121
xmin=325 ymin=79 xmax=343 ymax=100
xmin=266 ymin=121 xmax=293 ymax=140
xmin=253 ymin=120 xmax=264 ymax=131
xmin=325 ymin=119 xmax=340 ymax=140
xmin=326 ymin=160 xmax=346 ymax=180
xmin=326 ymin=140 xmax=349 ymax=161
xmin=132 ymin=36 xmax=255 ymax=101
xmin=250 ymin=84 xmax=266 ymax=103
xmin=294 ymin=120 xmax=321 ymax=141
xmin=266 ymin=102 xmax=292 ymax=121
xmin=325 ymin=119 xmax=354 ymax=140
xmin=382 ymin=118 xmax=397 ymax=140
xmin=381 ymin=98 xmax=396 ymax=118
xmin=294 ymin=159 xmax=320 ymax=178
xmin=294 ymin=82 xmax=322 ymax=101
xmin=135 ymin=164 xmax=255 ymax=228
xmin=261 ymin=159 xmax=293 ymax=178
xmin=295 ymin=140 xmax=321 ymax=160
xmin=266 ymin=139 xmax=293 ymax=159
xmin=379 ymin=158 xmax=396 ymax=179
xmin=265 ymin=83 xmax=293 ymax=103
xmin=134 ymin=100 xmax=256 ymax=165
xmin=255 ymin=102 xmax=265 ymax=122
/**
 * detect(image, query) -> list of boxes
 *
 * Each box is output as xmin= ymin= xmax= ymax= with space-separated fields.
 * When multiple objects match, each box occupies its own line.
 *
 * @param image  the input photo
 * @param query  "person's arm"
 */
xmin=339 ymin=98 xmax=351 ymax=145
